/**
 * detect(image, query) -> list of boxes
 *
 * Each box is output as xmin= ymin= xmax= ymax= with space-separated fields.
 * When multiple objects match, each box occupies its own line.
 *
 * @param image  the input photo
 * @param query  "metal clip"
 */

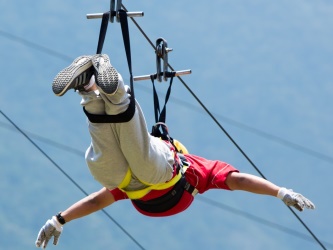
xmin=86 ymin=0 xmax=144 ymax=22
xmin=110 ymin=0 xmax=122 ymax=22
xmin=133 ymin=38 xmax=191 ymax=82
xmin=156 ymin=38 xmax=173 ymax=82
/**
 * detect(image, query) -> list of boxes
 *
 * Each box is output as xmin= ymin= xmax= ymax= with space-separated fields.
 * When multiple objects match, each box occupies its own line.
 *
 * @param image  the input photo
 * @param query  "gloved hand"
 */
xmin=35 ymin=216 xmax=63 ymax=248
xmin=278 ymin=187 xmax=315 ymax=211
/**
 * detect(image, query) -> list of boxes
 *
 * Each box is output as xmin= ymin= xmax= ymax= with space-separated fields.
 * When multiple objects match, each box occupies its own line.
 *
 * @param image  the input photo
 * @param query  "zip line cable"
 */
xmin=136 ymin=86 xmax=333 ymax=165
xmin=1 ymin=24 xmax=326 ymax=250
xmin=122 ymin=4 xmax=326 ymax=249
xmin=0 ymin=110 xmax=145 ymax=250
xmin=0 ymin=20 xmax=327 ymax=250
xmin=0 ymin=8 xmax=327 ymax=249
xmin=1 ymin=32 xmax=330 ymax=250
xmin=196 ymin=196 xmax=333 ymax=249
xmin=0 ymin=121 xmax=83 ymax=157
xmin=0 ymin=29 xmax=332 ymax=165
xmin=2 ymin=121 xmax=331 ymax=248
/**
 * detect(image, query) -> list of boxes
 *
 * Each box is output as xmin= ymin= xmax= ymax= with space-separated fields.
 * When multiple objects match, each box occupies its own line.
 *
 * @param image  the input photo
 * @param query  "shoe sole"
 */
xmin=52 ymin=56 xmax=93 ymax=96
xmin=92 ymin=54 xmax=119 ymax=95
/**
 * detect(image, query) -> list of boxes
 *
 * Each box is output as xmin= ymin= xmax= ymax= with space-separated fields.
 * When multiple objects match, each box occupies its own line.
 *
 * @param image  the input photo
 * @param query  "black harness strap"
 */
xmin=83 ymin=10 xmax=136 ymax=123
xmin=96 ymin=12 xmax=110 ymax=54
xmin=151 ymin=72 xmax=175 ymax=125
xmin=150 ymin=72 xmax=175 ymax=140
xmin=132 ymin=156 xmax=196 ymax=214
xmin=83 ymin=99 xmax=135 ymax=123
xmin=132 ymin=153 xmax=197 ymax=214
xmin=132 ymin=175 xmax=187 ymax=213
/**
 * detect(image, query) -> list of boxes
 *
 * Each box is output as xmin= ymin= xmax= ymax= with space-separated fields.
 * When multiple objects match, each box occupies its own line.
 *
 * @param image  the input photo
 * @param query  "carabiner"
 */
xmin=156 ymin=38 xmax=173 ymax=82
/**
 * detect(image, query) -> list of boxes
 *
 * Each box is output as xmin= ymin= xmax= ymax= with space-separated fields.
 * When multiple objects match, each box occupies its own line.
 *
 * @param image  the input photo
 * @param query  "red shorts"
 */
xmin=110 ymin=154 xmax=238 ymax=216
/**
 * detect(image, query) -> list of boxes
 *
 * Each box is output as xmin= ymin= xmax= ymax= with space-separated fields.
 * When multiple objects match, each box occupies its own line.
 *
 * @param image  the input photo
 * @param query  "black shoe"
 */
xmin=52 ymin=55 xmax=94 ymax=96
xmin=91 ymin=54 xmax=119 ymax=95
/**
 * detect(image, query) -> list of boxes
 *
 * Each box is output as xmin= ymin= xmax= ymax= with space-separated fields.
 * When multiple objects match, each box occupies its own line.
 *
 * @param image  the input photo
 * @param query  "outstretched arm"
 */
xmin=225 ymin=172 xmax=315 ymax=211
xmin=226 ymin=172 xmax=280 ymax=196
xmin=61 ymin=187 xmax=115 ymax=223
xmin=36 ymin=188 xmax=115 ymax=248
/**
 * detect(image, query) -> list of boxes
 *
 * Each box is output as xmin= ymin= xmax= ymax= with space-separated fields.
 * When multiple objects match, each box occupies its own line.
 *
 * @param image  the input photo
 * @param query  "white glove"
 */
xmin=35 ymin=216 xmax=63 ymax=248
xmin=278 ymin=187 xmax=315 ymax=211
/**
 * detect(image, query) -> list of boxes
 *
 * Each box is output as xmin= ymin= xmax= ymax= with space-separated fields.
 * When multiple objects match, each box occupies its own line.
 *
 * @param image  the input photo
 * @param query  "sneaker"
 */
xmin=52 ymin=55 xmax=94 ymax=96
xmin=91 ymin=54 xmax=119 ymax=95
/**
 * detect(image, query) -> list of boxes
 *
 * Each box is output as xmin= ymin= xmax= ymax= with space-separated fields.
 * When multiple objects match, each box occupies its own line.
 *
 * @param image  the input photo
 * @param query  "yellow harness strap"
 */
xmin=118 ymin=138 xmax=189 ymax=200
xmin=118 ymin=167 xmax=186 ymax=200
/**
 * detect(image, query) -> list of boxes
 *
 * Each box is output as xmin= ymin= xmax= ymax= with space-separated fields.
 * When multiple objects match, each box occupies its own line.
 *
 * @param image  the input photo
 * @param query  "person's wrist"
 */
xmin=56 ymin=212 xmax=66 ymax=225
xmin=50 ymin=216 xmax=63 ymax=231
xmin=277 ymin=187 xmax=288 ymax=199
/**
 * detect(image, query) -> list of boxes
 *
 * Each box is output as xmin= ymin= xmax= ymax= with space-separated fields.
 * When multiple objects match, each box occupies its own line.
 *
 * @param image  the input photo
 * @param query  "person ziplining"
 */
xmin=35 ymin=53 xmax=314 ymax=248
xmin=35 ymin=3 xmax=315 ymax=249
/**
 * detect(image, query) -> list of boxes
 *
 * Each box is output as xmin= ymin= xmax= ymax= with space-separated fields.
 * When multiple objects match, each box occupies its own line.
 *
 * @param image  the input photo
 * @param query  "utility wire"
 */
xmin=0 ymin=110 xmax=145 ymax=250
xmin=0 ymin=30 xmax=72 ymax=62
xmin=4 ymin=27 xmax=330 ymax=249
xmin=123 ymin=5 xmax=327 ymax=250
xmin=197 ymin=196 xmax=333 ymax=249
xmin=1 ymin=22 xmax=326 ymax=249
xmin=0 ymin=121 xmax=83 ymax=157
xmin=0 ymin=28 xmax=332 ymax=165
xmin=135 ymin=86 xmax=333 ymax=165
xmin=2 ymin=120 xmax=331 ymax=248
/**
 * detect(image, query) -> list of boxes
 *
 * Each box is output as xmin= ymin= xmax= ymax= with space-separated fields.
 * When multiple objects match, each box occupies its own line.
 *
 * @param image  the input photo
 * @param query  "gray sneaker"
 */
xmin=52 ymin=55 xmax=94 ymax=96
xmin=91 ymin=54 xmax=119 ymax=95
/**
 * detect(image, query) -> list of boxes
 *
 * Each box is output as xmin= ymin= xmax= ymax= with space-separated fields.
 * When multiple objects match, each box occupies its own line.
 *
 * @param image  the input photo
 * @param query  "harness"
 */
xmin=128 ymin=70 xmax=198 ymax=213
xmin=117 ymin=150 xmax=187 ymax=200
xmin=126 ymin=150 xmax=198 ymax=214
xmin=85 ymin=4 xmax=196 ymax=214
xmin=119 ymin=79 xmax=197 ymax=213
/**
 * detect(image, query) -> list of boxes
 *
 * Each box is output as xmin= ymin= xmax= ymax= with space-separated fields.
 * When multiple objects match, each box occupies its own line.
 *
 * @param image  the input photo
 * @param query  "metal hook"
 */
xmin=156 ymin=38 xmax=173 ymax=82
xmin=110 ymin=0 xmax=116 ymax=22
xmin=110 ymin=0 xmax=123 ymax=22
xmin=134 ymin=37 xmax=191 ymax=82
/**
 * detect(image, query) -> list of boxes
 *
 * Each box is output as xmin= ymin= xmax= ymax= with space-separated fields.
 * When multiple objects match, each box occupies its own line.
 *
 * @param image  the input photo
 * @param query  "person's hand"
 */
xmin=35 ymin=216 xmax=63 ymax=248
xmin=278 ymin=187 xmax=315 ymax=211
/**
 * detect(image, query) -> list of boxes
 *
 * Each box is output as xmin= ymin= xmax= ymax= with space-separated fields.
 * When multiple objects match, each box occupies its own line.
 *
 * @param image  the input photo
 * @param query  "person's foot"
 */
xmin=91 ymin=54 xmax=119 ymax=95
xmin=52 ymin=55 xmax=94 ymax=96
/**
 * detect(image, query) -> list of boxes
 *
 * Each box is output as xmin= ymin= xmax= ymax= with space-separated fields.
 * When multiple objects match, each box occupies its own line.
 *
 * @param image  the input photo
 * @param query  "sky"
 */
xmin=0 ymin=0 xmax=333 ymax=249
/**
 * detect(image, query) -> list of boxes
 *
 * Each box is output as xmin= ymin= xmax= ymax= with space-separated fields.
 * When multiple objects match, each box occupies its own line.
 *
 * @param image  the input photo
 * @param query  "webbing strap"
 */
xmin=84 ymin=10 xmax=136 ymax=123
xmin=150 ymin=72 xmax=175 ymax=139
xmin=132 ymin=175 xmax=186 ymax=213
xmin=83 ymin=99 xmax=135 ymax=123
xmin=96 ymin=12 xmax=110 ymax=54
xmin=119 ymin=10 xmax=135 ymax=101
